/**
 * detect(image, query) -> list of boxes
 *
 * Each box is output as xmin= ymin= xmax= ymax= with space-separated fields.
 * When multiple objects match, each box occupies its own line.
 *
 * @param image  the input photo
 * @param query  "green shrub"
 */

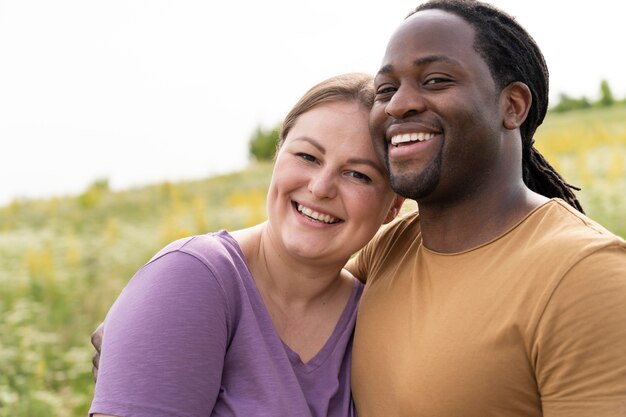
xmin=248 ymin=125 xmax=280 ymax=161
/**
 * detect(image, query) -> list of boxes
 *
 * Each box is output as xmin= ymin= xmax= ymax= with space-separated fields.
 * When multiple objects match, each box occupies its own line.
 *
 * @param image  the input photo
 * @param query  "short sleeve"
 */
xmin=535 ymin=244 xmax=626 ymax=417
xmin=346 ymin=211 xmax=419 ymax=284
xmin=90 ymin=251 xmax=230 ymax=417
xmin=346 ymin=236 xmax=376 ymax=283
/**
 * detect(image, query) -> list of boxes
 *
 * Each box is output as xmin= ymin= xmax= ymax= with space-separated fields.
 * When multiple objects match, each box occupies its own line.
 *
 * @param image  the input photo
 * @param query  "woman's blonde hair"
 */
xmin=278 ymin=73 xmax=374 ymax=149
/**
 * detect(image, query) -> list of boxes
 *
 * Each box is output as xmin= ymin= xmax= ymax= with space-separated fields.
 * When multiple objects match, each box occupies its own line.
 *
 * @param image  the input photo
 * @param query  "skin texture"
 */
xmin=371 ymin=10 xmax=500 ymax=202
xmin=266 ymin=100 xmax=399 ymax=267
xmin=370 ymin=9 xmax=544 ymax=253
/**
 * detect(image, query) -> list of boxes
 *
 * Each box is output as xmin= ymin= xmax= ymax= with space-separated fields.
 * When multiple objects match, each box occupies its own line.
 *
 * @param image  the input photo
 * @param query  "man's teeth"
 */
xmin=390 ymin=132 xmax=435 ymax=146
xmin=297 ymin=204 xmax=339 ymax=224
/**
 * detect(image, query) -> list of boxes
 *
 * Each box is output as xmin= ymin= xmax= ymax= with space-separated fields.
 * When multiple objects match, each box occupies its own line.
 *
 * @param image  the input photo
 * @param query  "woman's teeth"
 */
xmin=297 ymin=204 xmax=339 ymax=224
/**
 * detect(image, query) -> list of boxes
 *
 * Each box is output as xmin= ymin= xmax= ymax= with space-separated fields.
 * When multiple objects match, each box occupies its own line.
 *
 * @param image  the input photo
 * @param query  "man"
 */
xmin=348 ymin=1 xmax=626 ymax=416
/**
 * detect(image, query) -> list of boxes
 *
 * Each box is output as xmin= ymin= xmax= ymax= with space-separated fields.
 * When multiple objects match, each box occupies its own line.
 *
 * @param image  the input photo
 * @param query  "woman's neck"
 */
xmin=231 ymin=223 xmax=356 ymax=363
xmin=231 ymin=223 xmax=349 ymax=308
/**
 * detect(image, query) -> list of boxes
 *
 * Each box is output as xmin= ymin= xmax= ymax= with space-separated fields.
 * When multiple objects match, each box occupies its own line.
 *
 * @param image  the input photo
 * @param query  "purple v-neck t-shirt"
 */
xmin=90 ymin=231 xmax=361 ymax=417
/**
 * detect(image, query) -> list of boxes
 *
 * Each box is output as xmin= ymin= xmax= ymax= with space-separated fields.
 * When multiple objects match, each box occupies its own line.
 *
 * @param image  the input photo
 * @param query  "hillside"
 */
xmin=0 ymin=105 xmax=625 ymax=416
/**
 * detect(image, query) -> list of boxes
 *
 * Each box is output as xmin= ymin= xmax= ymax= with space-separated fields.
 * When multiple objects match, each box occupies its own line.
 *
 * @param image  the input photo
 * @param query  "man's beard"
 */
xmin=386 ymin=150 xmax=442 ymax=201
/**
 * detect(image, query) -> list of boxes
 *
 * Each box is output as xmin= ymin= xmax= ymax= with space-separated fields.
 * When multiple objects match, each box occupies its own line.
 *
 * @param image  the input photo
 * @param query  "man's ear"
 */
xmin=502 ymin=81 xmax=532 ymax=130
xmin=383 ymin=195 xmax=406 ymax=224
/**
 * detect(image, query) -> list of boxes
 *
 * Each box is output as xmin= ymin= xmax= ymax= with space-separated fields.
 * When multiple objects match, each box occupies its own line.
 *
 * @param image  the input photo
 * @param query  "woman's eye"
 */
xmin=347 ymin=171 xmax=372 ymax=182
xmin=297 ymin=153 xmax=317 ymax=163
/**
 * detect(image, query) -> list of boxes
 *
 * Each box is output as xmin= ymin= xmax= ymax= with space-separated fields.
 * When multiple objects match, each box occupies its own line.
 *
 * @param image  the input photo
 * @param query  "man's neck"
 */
xmin=417 ymin=186 xmax=548 ymax=253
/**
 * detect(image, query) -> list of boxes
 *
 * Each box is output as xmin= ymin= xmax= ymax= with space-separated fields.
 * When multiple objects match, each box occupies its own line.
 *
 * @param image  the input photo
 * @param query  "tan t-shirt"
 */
xmin=349 ymin=199 xmax=626 ymax=417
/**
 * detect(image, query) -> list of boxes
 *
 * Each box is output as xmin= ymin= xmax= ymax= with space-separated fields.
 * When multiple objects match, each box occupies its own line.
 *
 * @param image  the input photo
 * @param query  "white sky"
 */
xmin=1 ymin=0 xmax=624 ymax=205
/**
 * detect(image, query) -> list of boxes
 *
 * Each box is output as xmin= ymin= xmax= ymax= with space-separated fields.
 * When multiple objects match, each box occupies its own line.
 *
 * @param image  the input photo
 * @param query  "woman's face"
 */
xmin=266 ymin=100 xmax=399 ymax=265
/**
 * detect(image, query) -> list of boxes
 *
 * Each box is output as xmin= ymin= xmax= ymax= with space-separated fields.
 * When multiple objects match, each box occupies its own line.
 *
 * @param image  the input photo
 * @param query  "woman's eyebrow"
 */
xmin=291 ymin=136 xmax=326 ymax=154
xmin=347 ymin=158 xmax=385 ymax=176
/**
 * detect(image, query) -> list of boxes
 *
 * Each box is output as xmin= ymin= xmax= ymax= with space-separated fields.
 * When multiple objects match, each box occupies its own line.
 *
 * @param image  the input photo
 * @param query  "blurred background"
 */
xmin=0 ymin=0 xmax=624 ymax=415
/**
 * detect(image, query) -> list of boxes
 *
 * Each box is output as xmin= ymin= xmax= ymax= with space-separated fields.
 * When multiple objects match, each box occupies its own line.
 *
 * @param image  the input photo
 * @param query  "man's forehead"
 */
xmin=380 ymin=11 xmax=477 ymax=66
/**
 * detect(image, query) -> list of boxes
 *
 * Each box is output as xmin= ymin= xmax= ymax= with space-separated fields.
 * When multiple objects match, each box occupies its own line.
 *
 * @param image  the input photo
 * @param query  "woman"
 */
xmin=89 ymin=73 xmax=403 ymax=417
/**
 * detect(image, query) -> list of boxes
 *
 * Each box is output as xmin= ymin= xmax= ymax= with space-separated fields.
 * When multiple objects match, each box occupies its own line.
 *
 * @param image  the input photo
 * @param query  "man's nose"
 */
xmin=385 ymin=84 xmax=427 ymax=119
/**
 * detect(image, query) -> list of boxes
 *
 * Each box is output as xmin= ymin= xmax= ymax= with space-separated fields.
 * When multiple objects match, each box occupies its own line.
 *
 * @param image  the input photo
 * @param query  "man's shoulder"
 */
xmin=533 ymin=199 xmax=625 ymax=249
xmin=515 ymin=199 xmax=626 ymax=274
xmin=379 ymin=207 xmax=422 ymax=240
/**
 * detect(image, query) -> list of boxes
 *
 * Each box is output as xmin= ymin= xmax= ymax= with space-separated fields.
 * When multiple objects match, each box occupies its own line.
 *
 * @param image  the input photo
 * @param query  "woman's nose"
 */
xmin=308 ymin=169 xmax=337 ymax=199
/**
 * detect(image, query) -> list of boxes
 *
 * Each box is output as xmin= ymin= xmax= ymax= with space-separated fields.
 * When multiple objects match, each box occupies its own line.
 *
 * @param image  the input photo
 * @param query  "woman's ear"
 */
xmin=383 ymin=195 xmax=406 ymax=224
xmin=502 ymin=81 xmax=532 ymax=130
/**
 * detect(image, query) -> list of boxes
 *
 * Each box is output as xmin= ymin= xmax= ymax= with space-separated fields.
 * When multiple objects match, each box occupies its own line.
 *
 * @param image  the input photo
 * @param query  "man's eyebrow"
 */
xmin=377 ymin=64 xmax=394 ymax=76
xmin=413 ymin=54 xmax=462 ymax=67
xmin=376 ymin=55 xmax=462 ymax=76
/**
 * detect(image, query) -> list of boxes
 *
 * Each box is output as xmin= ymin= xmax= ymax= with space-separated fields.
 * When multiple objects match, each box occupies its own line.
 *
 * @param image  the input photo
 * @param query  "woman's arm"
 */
xmin=90 ymin=250 xmax=230 ymax=417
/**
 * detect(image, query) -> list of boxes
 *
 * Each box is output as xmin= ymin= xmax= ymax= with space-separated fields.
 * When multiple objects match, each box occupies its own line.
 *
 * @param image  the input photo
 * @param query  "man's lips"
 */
xmin=385 ymin=122 xmax=441 ymax=145
xmin=390 ymin=132 xmax=436 ymax=146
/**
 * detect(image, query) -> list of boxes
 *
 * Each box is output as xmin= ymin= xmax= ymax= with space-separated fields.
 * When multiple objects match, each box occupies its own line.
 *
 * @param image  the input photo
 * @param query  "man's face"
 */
xmin=369 ymin=10 xmax=504 ymax=203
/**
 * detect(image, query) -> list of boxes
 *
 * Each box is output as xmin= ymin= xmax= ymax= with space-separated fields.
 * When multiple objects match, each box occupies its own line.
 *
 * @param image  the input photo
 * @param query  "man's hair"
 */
xmin=409 ymin=0 xmax=584 ymax=212
xmin=279 ymin=73 xmax=375 ymax=148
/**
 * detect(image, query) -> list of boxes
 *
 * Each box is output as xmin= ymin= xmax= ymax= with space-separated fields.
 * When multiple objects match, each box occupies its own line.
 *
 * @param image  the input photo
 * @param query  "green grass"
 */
xmin=537 ymin=105 xmax=626 ymax=237
xmin=0 ymin=105 xmax=625 ymax=416
xmin=0 ymin=163 xmax=274 ymax=416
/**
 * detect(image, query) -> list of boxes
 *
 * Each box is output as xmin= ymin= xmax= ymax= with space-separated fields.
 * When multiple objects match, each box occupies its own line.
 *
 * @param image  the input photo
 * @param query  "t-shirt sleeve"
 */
xmin=346 ymin=234 xmax=376 ymax=283
xmin=346 ymin=212 xmax=417 ymax=284
xmin=90 ymin=250 xmax=230 ymax=417
xmin=535 ymin=243 xmax=626 ymax=417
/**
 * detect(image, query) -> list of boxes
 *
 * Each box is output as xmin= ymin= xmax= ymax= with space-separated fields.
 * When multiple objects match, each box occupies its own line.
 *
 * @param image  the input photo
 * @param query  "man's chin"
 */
xmin=388 ymin=162 xmax=441 ymax=200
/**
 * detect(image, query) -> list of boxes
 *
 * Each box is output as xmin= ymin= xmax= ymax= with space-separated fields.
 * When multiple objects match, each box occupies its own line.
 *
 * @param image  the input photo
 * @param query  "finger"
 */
xmin=92 ymin=349 xmax=100 ymax=368
xmin=91 ymin=322 xmax=104 ymax=353
xmin=92 ymin=349 xmax=100 ymax=382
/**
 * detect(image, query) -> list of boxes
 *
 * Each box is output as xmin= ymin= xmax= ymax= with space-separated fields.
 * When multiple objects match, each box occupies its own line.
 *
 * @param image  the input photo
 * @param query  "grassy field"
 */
xmin=1 ymin=105 xmax=625 ymax=416
xmin=534 ymin=105 xmax=626 ymax=237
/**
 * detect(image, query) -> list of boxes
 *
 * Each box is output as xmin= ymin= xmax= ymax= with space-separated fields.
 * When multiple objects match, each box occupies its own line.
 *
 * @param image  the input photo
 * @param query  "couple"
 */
xmin=91 ymin=1 xmax=626 ymax=416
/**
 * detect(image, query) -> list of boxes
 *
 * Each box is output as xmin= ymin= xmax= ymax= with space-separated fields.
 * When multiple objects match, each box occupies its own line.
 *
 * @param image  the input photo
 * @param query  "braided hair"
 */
xmin=409 ymin=0 xmax=584 ymax=212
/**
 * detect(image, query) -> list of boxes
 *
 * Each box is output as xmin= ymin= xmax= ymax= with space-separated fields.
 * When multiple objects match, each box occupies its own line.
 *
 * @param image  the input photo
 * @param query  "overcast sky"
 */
xmin=1 ymin=0 xmax=624 ymax=205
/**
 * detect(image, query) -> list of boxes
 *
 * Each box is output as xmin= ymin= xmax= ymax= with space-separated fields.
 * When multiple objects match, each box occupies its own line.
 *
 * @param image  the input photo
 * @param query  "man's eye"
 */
xmin=425 ymin=77 xmax=451 ymax=85
xmin=376 ymin=86 xmax=396 ymax=95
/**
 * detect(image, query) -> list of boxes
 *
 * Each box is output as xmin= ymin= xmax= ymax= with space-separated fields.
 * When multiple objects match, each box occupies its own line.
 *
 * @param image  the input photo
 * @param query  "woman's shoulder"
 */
xmin=147 ymin=231 xmax=243 ymax=268
xmin=138 ymin=231 xmax=251 ymax=293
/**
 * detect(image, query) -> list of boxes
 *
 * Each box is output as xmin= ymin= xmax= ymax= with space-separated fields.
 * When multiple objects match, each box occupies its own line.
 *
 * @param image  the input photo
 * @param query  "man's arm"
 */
xmin=536 ymin=244 xmax=626 ymax=416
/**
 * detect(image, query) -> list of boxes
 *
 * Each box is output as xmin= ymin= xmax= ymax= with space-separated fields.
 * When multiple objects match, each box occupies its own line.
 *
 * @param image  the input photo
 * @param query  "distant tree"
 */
xmin=78 ymin=178 xmax=110 ymax=208
xmin=249 ymin=124 xmax=280 ymax=161
xmin=597 ymin=79 xmax=615 ymax=107
xmin=550 ymin=93 xmax=592 ymax=113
